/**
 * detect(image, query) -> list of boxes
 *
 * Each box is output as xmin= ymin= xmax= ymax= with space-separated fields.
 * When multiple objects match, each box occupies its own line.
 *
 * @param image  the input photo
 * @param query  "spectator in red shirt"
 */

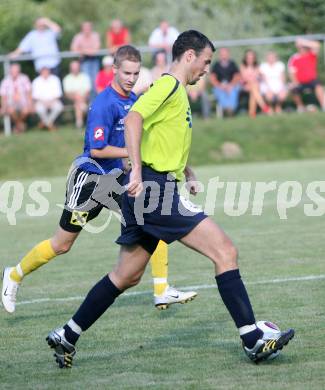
xmin=106 ymin=19 xmax=130 ymax=54
xmin=288 ymin=38 xmax=325 ymax=112
xmin=95 ymin=55 xmax=114 ymax=93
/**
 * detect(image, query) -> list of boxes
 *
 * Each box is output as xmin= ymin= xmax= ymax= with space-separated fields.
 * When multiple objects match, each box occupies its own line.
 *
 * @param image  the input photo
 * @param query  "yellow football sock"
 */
xmin=150 ymin=240 xmax=169 ymax=296
xmin=10 ymin=239 xmax=57 ymax=282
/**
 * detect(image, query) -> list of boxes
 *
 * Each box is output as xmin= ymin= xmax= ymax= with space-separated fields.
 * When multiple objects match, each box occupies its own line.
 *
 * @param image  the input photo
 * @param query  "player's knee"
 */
xmin=212 ymin=241 xmax=238 ymax=268
xmin=118 ymin=274 xmax=142 ymax=290
xmin=51 ymin=241 xmax=73 ymax=255
xmin=127 ymin=275 xmax=142 ymax=287
xmin=226 ymin=243 xmax=238 ymax=268
xmin=112 ymin=268 xmax=143 ymax=290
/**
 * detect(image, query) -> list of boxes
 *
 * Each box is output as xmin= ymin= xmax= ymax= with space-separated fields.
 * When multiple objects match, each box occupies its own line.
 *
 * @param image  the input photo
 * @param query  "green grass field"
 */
xmin=2 ymin=112 xmax=325 ymax=180
xmin=1 ymin=160 xmax=325 ymax=389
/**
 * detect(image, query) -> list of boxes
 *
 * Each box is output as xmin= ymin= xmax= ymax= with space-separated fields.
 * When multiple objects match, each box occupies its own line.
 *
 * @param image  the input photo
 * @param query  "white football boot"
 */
xmin=2 ymin=267 xmax=20 ymax=313
xmin=154 ymin=286 xmax=197 ymax=310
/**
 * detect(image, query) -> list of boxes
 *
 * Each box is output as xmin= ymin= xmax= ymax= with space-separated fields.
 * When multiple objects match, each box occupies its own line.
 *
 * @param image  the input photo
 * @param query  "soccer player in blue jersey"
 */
xmin=1 ymin=45 xmax=196 ymax=314
xmin=46 ymin=32 xmax=294 ymax=369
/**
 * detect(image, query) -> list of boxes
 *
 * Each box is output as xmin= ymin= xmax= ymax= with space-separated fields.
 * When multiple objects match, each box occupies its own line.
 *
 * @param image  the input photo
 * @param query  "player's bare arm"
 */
xmin=90 ymin=145 xmax=128 ymax=159
xmin=124 ymin=110 xmax=144 ymax=197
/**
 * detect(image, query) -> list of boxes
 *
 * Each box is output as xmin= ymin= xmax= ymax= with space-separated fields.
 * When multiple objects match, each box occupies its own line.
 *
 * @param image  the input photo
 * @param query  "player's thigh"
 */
xmin=110 ymin=244 xmax=151 ymax=290
xmin=180 ymin=217 xmax=238 ymax=269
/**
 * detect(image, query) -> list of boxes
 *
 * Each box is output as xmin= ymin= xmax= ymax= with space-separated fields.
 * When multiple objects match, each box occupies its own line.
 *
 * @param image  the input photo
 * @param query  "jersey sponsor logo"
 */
xmin=116 ymin=118 xmax=125 ymax=131
xmin=70 ymin=210 xmax=89 ymax=226
xmin=94 ymin=127 xmax=105 ymax=140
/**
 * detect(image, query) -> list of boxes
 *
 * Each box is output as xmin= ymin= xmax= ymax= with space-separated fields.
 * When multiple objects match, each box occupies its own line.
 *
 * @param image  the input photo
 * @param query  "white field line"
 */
xmin=16 ymin=274 xmax=325 ymax=307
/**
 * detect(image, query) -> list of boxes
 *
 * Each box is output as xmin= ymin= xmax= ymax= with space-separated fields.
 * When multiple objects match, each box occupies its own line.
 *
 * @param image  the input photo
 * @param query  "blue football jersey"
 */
xmin=76 ymin=86 xmax=137 ymax=174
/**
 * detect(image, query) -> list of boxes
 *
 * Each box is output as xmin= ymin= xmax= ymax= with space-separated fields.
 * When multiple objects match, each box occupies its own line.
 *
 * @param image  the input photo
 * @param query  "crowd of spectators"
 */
xmin=210 ymin=40 xmax=325 ymax=118
xmin=1 ymin=17 xmax=325 ymax=133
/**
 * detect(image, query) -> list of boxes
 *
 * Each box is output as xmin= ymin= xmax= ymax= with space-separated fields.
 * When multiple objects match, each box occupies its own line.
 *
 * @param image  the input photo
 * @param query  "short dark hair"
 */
xmin=172 ymin=30 xmax=215 ymax=61
xmin=114 ymin=45 xmax=141 ymax=67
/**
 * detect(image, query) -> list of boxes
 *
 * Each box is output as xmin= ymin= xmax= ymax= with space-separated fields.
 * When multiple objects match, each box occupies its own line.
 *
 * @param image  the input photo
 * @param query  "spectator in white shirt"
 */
xmin=148 ymin=20 xmax=179 ymax=56
xmin=10 ymin=17 xmax=61 ymax=75
xmin=32 ymin=67 xmax=63 ymax=131
xmin=260 ymin=51 xmax=287 ymax=114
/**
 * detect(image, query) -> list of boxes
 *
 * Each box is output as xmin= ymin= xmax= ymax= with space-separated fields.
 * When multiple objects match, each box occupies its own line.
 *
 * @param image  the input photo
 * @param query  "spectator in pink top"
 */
xmin=71 ymin=21 xmax=101 ymax=100
xmin=240 ymin=50 xmax=270 ymax=118
xmin=0 ymin=63 xmax=33 ymax=133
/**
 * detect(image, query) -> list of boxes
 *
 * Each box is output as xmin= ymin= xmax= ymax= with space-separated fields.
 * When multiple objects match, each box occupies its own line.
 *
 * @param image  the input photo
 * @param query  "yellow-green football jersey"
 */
xmin=130 ymin=74 xmax=192 ymax=181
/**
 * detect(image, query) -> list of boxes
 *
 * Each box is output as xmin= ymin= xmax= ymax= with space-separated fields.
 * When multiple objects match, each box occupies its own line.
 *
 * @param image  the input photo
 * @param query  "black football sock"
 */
xmin=63 ymin=323 xmax=80 ymax=346
xmin=63 ymin=275 xmax=122 ymax=345
xmin=215 ymin=269 xmax=262 ymax=348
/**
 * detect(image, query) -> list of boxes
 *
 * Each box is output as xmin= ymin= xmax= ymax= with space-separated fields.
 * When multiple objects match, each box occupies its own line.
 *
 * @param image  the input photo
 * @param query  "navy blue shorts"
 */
xmin=291 ymin=79 xmax=321 ymax=95
xmin=116 ymin=166 xmax=207 ymax=254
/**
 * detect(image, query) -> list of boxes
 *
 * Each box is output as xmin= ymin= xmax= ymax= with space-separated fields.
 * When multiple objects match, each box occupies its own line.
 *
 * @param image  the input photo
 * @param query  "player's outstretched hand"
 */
xmin=184 ymin=166 xmax=201 ymax=196
xmin=127 ymin=169 xmax=143 ymax=197
xmin=186 ymin=180 xmax=201 ymax=196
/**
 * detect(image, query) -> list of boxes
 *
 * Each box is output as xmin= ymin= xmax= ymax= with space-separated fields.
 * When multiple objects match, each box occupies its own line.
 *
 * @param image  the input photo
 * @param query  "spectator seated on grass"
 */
xmin=240 ymin=50 xmax=271 ymax=118
xmin=32 ymin=67 xmax=63 ymax=131
xmin=209 ymin=47 xmax=241 ymax=117
xmin=0 ymin=63 xmax=33 ymax=133
xmin=288 ymin=38 xmax=325 ymax=113
xmin=63 ymin=60 xmax=91 ymax=129
xmin=259 ymin=51 xmax=287 ymax=114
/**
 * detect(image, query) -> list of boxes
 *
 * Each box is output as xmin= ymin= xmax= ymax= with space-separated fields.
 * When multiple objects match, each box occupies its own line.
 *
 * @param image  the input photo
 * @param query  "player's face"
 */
xmin=114 ymin=60 xmax=141 ymax=95
xmin=188 ymin=46 xmax=213 ymax=85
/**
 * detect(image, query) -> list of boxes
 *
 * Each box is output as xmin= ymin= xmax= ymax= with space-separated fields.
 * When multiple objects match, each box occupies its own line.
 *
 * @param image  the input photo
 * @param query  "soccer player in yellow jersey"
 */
xmin=47 ymin=31 xmax=294 ymax=368
xmin=1 ymin=46 xmax=196 ymax=314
